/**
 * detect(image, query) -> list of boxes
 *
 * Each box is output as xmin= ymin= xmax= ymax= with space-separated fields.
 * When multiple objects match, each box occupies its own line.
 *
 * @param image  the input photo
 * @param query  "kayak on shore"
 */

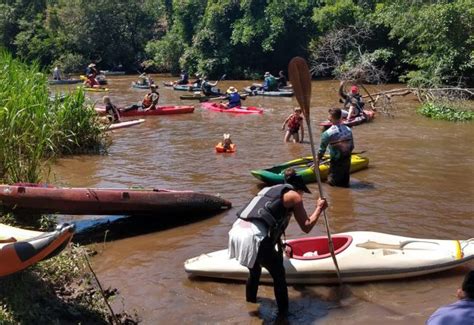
xmin=250 ymin=154 xmax=369 ymax=184
xmin=0 ymin=223 xmax=75 ymax=277
xmin=184 ymin=231 xmax=474 ymax=284
xmin=201 ymin=102 xmax=263 ymax=114
xmin=95 ymin=104 xmax=195 ymax=116
xmin=320 ymin=110 xmax=375 ymax=129
xmin=0 ymin=184 xmax=232 ymax=217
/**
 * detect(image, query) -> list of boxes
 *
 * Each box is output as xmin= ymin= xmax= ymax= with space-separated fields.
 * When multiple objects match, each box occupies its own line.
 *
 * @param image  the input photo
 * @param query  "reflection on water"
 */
xmin=51 ymin=75 xmax=473 ymax=324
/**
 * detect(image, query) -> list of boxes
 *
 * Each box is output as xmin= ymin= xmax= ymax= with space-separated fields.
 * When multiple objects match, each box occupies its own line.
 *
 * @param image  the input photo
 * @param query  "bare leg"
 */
xmin=284 ymin=131 xmax=291 ymax=143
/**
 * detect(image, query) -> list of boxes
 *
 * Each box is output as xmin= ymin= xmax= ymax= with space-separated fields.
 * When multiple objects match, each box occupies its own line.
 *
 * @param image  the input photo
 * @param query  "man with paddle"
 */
xmin=228 ymin=168 xmax=328 ymax=316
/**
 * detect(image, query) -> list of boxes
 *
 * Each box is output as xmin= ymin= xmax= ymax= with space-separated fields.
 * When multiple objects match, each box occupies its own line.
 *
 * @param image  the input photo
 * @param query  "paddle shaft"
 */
xmin=289 ymin=57 xmax=343 ymax=285
xmin=305 ymin=118 xmax=343 ymax=285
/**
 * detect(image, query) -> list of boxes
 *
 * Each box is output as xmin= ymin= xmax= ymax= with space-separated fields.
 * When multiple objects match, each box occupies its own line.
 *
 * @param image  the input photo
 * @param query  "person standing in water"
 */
xmin=228 ymin=167 xmax=328 ymax=316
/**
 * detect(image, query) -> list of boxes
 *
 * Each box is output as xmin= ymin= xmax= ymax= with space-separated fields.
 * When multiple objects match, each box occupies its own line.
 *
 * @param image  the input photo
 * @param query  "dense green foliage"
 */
xmin=0 ymin=51 xmax=105 ymax=184
xmin=418 ymin=102 xmax=474 ymax=121
xmin=0 ymin=0 xmax=472 ymax=85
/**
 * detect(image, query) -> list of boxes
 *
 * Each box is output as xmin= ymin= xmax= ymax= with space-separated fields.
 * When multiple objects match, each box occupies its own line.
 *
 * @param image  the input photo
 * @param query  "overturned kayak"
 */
xmin=185 ymin=231 xmax=474 ymax=284
xmin=0 ymin=184 xmax=232 ymax=217
xmin=251 ymin=154 xmax=369 ymax=184
xmin=243 ymin=86 xmax=294 ymax=97
xmin=201 ymin=102 xmax=263 ymax=114
xmin=95 ymin=105 xmax=194 ymax=116
xmin=48 ymin=79 xmax=82 ymax=85
xmin=320 ymin=110 xmax=375 ymax=129
xmin=0 ymin=223 xmax=75 ymax=277
xmin=215 ymin=143 xmax=236 ymax=153
xmin=104 ymin=119 xmax=145 ymax=131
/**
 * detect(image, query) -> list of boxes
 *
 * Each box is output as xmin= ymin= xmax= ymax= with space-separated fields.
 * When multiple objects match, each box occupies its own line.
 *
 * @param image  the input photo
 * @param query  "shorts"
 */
xmin=328 ymin=156 xmax=351 ymax=187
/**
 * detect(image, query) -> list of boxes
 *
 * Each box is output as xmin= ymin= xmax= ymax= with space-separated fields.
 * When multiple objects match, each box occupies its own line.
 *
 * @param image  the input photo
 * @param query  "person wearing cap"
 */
xmin=228 ymin=167 xmax=328 ymax=316
xmin=317 ymin=107 xmax=354 ymax=187
xmin=84 ymin=63 xmax=99 ymax=88
xmin=281 ymin=107 xmax=305 ymax=143
xmin=427 ymin=270 xmax=474 ymax=325
xmin=262 ymin=72 xmax=278 ymax=91
xmin=339 ymin=81 xmax=365 ymax=119
xmin=201 ymin=75 xmax=221 ymax=96
xmin=224 ymin=86 xmax=241 ymax=108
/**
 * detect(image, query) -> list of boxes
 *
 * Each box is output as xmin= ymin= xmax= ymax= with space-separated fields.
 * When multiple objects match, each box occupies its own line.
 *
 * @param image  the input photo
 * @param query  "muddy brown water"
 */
xmin=51 ymin=75 xmax=473 ymax=324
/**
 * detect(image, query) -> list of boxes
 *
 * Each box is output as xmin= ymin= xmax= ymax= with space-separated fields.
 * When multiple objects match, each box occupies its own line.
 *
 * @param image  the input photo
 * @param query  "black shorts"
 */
xmin=328 ymin=156 xmax=351 ymax=187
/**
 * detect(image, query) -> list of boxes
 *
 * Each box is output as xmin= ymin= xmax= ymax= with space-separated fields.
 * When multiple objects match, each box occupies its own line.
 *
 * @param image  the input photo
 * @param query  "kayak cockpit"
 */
xmin=286 ymin=235 xmax=352 ymax=260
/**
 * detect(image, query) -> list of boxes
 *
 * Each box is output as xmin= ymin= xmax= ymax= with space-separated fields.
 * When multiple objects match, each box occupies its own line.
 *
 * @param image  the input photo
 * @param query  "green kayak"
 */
xmin=250 ymin=154 xmax=369 ymax=185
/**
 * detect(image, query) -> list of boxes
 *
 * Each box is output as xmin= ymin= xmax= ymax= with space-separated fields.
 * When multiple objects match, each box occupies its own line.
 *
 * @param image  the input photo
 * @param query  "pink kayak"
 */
xmin=95 ymin=105 xmax=194 ymax=116
xmin=201 ymin=102 xmax=263 ymax=114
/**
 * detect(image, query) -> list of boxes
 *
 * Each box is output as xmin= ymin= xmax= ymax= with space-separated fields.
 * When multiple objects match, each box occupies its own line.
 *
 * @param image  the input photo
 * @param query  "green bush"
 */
xmin=418 ymin=102 xmax=474 ymax=121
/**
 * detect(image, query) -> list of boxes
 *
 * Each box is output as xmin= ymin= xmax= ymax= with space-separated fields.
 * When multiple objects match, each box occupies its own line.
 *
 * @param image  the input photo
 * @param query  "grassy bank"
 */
xmin=0 ymin=52 xmax=131 ymax=323
xmin=0 ymin=50 xmax=106 ymax=184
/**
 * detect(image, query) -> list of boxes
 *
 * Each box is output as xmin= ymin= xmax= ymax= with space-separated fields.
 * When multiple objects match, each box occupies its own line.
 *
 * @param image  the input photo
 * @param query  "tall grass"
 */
xmin=0 ymin=50 xmax=106 ymax=184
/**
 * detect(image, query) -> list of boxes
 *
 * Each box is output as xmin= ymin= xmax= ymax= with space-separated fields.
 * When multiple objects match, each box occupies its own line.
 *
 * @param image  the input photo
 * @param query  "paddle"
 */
xmin=288 ymin=57 xmax=343 ymax=285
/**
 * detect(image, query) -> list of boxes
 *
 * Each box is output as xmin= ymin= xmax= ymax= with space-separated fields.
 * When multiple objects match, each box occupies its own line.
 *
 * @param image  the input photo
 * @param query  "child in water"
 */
xmin=222 ymin=133 xmax=233 ymax=151
xmin=282 ymin=107 xmax=304 ymax=143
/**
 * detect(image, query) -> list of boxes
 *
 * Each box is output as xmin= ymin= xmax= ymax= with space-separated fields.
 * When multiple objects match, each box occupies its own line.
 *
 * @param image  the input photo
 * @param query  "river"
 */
xmin=51 ymin=75 xmax=474 ymax=324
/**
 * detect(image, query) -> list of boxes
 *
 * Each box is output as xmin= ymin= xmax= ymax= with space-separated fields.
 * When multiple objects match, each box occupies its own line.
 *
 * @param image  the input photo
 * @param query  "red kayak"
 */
xmin=0 ymin=184 xmax=232 ymax=217
xmin=95 ymin=105 xmax=194 ymax=116
xmin=320 ymin=110 xmax=375 ymax=128
xmin=201 ymin=102 xmax=263 ymax=114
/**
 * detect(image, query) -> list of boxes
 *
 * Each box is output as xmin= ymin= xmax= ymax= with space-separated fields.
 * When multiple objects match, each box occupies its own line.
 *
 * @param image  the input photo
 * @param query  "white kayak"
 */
xmin=184 ymin=231 xmax=474 ymax=284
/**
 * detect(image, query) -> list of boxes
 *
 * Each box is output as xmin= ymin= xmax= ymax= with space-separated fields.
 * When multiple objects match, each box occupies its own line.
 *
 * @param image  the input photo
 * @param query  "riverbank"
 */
xmin=0 ymin=242 xmax=139 ymax=323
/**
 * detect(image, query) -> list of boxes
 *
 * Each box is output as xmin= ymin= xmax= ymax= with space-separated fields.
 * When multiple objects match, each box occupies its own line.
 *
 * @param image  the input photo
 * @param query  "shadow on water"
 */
xmin=350 ymin=180 xmax=376 ymax=190
xmin=71 ymin=211 xmax=224 ymax=244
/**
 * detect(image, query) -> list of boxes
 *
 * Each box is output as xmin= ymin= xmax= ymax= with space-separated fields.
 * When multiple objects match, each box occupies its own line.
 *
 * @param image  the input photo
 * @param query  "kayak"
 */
xmin=320 ymin=110 xmax=375 ymax=129
xmin=201 ymin=102 xmax=263 ymax=114
xmin=79 ymin=86 xmax=109 ymax=92
xmin=104 ymin=119 xmax=145 ymax=131
xmin=250 ymin=154 xmax=369 ymax=184
xmin=48 ymin=79 xmax=82 ymax=85
xmin=215 ymin=143 xmax=236 ymax=153
xmin=0 ymin=184 xmax=232 ymax=216
xmin=180 ymin=93 xmax=247 ymax=102
xmin=100 ymin=70 xmax=125 ymax=75
xmin=184 ymin=231 xmax=474 ymax=284
xmin=131 ymin=82 xmax=151 ymax=89
xmin=173 ymin=84 xmax=202 ymax=91
xmin=95 ymin=105 xmax=194 ymax=116
xmin=243 ymin=86 xmax=294 ymax=97
xmin=0 ymin=223 xmax=75 ymax=277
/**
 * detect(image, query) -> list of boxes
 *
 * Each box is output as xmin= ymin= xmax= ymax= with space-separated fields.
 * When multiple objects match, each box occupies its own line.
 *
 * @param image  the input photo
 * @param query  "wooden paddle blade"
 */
xmin=288 ymin=57 xmax=312 ymax=118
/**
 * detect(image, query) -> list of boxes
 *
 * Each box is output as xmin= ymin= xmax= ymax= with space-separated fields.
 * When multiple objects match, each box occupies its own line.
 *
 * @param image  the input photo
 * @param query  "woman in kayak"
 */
xmin=102 ymin=96 xmax=121 ymax=123
xmin=222 ymin=133 xmax=233 ymax=151
xmin=228 ymin=167 xmax=328 ymax=316
xmin=224 ymin=87 xmax=241 ymax=108
xmin=281 ymin=107 xmax=304 ymax=143
xmin=175 ymin=70 xmax=189 ymax=85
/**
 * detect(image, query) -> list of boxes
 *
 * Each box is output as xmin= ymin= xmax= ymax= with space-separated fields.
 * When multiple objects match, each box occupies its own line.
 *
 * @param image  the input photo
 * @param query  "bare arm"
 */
xmin=283 ymin=191 xmax=327 ymax=233
xmin=281 ymin=114 xmax=291 ymax=130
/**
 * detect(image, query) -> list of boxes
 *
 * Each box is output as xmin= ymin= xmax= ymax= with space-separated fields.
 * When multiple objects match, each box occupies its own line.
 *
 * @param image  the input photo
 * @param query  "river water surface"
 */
xmin=51 ymin=75 xmax=473 ymax=324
